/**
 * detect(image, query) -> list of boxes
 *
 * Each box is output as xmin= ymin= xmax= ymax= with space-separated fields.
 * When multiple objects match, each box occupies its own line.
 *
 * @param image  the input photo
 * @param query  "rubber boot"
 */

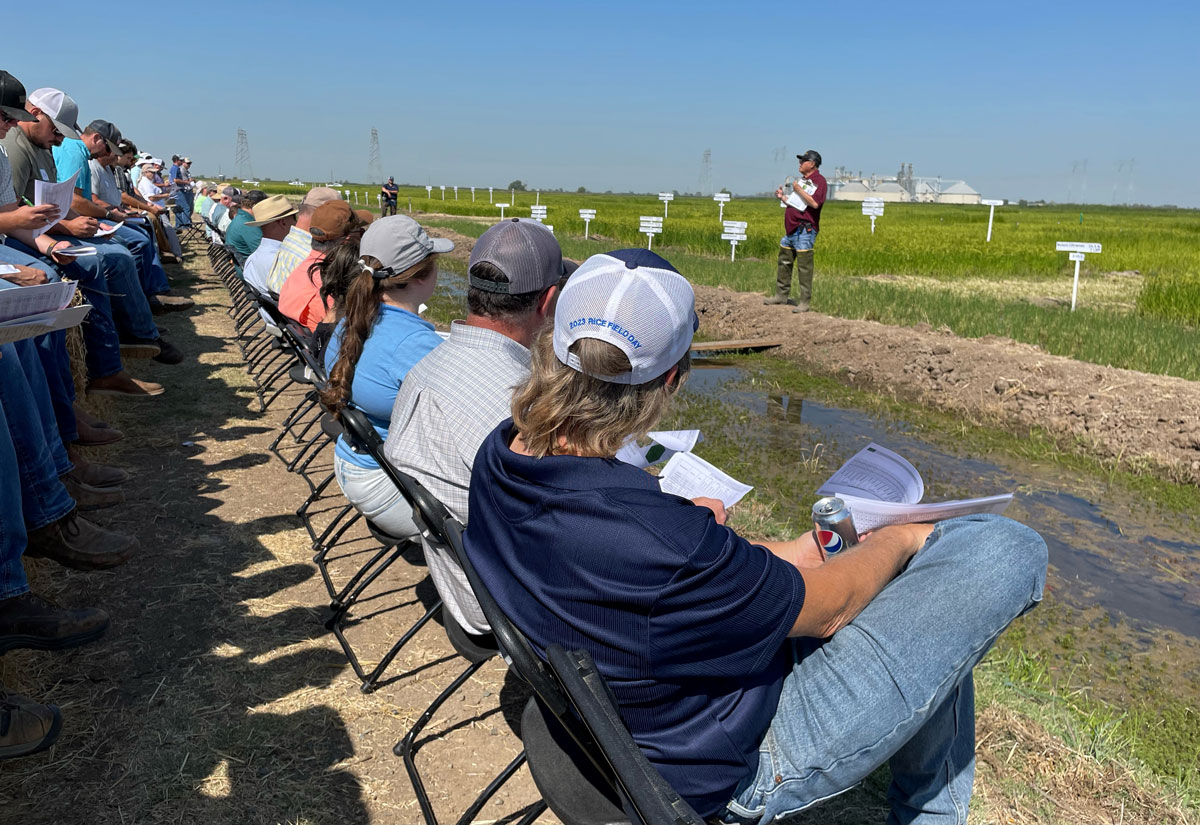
xmin=793 ymin=250 xmax=814 ymax=312
xmin=765 ymin=247 xmax=796 ymax=305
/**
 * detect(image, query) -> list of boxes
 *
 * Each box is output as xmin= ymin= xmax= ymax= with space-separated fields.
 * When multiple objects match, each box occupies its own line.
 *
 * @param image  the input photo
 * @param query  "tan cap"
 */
xmin=301 ymin=186 xmax=342 ymax=209
xmin=246 ymin=195 xmax=299 ymax=227
xmin=310 ymin=200 xmax=373 ymax=243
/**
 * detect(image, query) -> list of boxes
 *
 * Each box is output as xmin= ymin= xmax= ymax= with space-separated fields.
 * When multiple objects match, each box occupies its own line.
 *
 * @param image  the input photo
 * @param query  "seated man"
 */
xmin=384 ymin=218 xmax=569 ymax=633
xmin=278 ymin=201 xmax=372 ymax=332
xmin=215 ymin=185 xmax=239 ymax=235
xmin=242 ymin=195 xmax=298 ymax=330
xmin=224 ymin=189 xmax=266 ymax=264
xmin=463 ymin=249 xmax=1049 ymax=822
xmin=0 ymin=76 xmax=166 ymax=396
xmin=265 ymin=187 xmax=340 ymax=294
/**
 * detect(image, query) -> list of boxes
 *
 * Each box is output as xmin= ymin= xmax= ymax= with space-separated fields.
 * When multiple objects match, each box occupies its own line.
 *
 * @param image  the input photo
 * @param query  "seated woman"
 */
xmin=321 ymin=216 xmax=451 ymax=538
xmin=463 ymin=248 xmax=1048 ymax=823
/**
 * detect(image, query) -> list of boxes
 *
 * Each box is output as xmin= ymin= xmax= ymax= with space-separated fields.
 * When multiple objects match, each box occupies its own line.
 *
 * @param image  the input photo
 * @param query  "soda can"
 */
xmin=812 ymin=496 xmax=858 ymax=555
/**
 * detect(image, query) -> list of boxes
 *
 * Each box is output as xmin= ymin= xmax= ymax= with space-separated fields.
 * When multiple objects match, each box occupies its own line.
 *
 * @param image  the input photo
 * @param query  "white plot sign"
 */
xmin=453 ymin=186 xmax=459 ymax=200
xmin=530 ymin=204 xmax=548 ymax=223
xmin=495 ymin=202 xmax=511 ymax=219
xmin=713 ymin=192 xmax=731 ymax=222
xmin=981 ymin=198 xmax=1004 ymax=242
xmin=425 ymin=185 xmax=432 ymax=198
xmin=659 ymin=192 xmax=674 ymax=217
xmin=639 ymin=215 xmax=663 ymax=249
xmin=722 ymin=220 xmax=748 ymax=261
xmin=439 ymin=185 xmax=446 ymax=200
xmin=1055 ymin=241 xmax=1102 ymax=311
xmin=488 ymin=187 xmax=494 ymax=203
xmin=862 ymin=197 xmax=884 ymax=233
xmin=579 ymin=208 xmax=597 ymax=238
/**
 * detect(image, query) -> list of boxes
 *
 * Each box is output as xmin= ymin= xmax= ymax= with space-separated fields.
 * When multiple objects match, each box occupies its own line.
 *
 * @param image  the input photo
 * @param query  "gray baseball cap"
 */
xmin=468 ymin=217 xmax=572 ymax=295
xmin=28 ymin=87 xmax=81 ymax=139
xmin=360 ymin=215 xmax=453 ymax=277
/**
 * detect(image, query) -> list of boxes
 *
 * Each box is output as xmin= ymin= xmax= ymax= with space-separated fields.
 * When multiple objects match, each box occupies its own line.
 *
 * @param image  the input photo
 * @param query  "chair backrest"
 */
xmin=545 ymin=646 xmax=706 ymax=825
xmin=336 ymin=405 xmax=450 ymax=544
xmin=254 ymin=295 xmax=327 ymax=384
xmin=442 ymin=518 xmax=567 ymax=717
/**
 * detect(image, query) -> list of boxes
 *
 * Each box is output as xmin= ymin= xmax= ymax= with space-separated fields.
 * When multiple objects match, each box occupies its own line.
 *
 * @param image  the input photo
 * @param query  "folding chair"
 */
xmin=447 ymin=522 xmax=702 ymax=825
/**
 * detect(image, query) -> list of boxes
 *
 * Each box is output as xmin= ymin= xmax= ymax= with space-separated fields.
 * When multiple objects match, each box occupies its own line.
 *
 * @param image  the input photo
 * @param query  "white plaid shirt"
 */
xmin=384 ymin=320 xmax=531 ymax=633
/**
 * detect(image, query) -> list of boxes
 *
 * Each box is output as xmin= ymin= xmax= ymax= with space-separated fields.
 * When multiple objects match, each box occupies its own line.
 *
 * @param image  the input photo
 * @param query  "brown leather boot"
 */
xmin=61 ymin=476 xmax=125 ymax=511
xmin=74 ymin=416 xmax=123 ymax=447
xmin=0 ymin=692 xmax=62 ymax=759
xmin=66 ymin=447 xmax=131 ymax=488
xmin=25 ymin=511 xmax=137 ymax=570
xmin=0 ymin=593 xmax=110 ymax=653
xmin=86 ymin=371 xmax=165 ymax=398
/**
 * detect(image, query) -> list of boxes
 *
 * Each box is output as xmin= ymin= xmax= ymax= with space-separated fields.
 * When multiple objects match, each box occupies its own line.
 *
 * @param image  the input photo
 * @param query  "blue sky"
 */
xmin=6 ymin=1 xmax=1198 ymax=206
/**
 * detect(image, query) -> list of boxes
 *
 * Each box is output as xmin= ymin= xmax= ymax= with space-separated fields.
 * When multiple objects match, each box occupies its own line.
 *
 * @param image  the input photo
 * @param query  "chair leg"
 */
xmin=360 ymin=598 xmax=444 ymax=693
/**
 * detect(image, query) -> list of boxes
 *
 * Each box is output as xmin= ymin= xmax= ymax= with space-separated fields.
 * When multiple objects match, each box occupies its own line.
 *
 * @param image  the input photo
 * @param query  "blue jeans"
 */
xmin=173 ymin=190 xmax=193 ymax=227
xmin=724 ymin=515 xmax=1047 ymax=825
xmin=0 ymin=343 xmax=75 ymax=532
xmin=109 ymin=223 xmax=170 ymax=296
xmin=780 ymin=225 xmax=817 ymax=251
xmin=0 ymin=246 xmax=77 ymax=443
xmin=0 ymin=397 xmax=29 ymax=601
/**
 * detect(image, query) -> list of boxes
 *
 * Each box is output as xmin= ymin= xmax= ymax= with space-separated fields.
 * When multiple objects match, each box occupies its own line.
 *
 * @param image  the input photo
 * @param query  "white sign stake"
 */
xmin=981 ymin=198 xmax=1004 ymax=242
xmin=425 ymin=185 xmax=432 ymax=198
xmin=658 ymin=192 xmax=674 ymax=218
xmin=454 ymin=186 xmax=459 ymax=200
xmin=471 ymin=186 xmax=476 ymax=202
xmin=862 ymin=197 xmax=885 ymax=233
xmin=489 ymin=187 xmax=494 ymax=203
xmin=440 ymin=185 xmax=446 ymax=200
xmin=531 ymin=205 xmax=548 ymax=223
xmin=639 ymin=215 xmax=663 ymax=249
xmin=496 ymin=202 xmax=510 ymax=219
xmin=536 ymin=191 xmax=540 ymax=206
xmin=377 ymin=193 xmax=381 ymax=208
xmin=1056 ymin=241 xmax=1102 ymax=311
xmin=713 ymin=192 xmax=730 ymax=223
xmin=722 ymin=220 xmax=748 ymax=261
xmin=579 ymin=208 xmax=596 ymax=239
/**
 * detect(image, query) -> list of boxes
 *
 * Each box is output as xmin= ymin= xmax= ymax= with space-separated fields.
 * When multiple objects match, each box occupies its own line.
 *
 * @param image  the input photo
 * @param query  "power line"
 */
xmin=234 ymin=129 xmax=254 ymax=180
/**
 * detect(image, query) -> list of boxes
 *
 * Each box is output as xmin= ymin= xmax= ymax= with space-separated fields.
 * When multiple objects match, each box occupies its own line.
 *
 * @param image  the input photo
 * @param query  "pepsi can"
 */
xmin=812 ymin=496 xmax=858 ymax=555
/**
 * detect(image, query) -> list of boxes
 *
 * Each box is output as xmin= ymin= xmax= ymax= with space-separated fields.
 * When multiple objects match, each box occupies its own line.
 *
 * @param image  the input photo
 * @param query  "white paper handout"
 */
xmin=817 ymin=442 xmax=1012 ymax=532
xmin=32 ymin=171 xmax=79 ymax=238
xmin=0 ymin=265 xmax=18 ymax=277
xmin=93 ymin=221 xmax=124 ymax=237
xmin=0 ymin=305 xmax=91 ymax=345
xmin=54 ymin=245 xmax=97 ymax=257
xmin=658 ymin=451 xmax=753 ymax=509
xmin=0 ymin=280 xmax=78 ymax=323
xmin=616 ymin=429 xmax=702 ymax=469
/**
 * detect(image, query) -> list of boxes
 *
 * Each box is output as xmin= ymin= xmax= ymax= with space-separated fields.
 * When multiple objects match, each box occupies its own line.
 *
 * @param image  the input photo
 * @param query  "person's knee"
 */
xmin=934 ymin=514 xmax=1047 ymax=611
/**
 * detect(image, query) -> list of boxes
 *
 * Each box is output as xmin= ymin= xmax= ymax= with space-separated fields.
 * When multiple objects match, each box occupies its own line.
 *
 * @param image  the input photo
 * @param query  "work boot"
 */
xmin=73 ymin=416 xmax=123 ymax=447
xmin=763 ymin=295 xmax=791 ymax=305
xmin=0 ymin=692 xmax=62 ymax=759
xmin=86 ymin=371 xmax=164 ymax=398
xmin=25 ymin=510 xmax=137 ymax=570
xmin=67 ymin=447 xmax=131 ymax=488
xmin=151 ymin=336 xmax=183 ymax=365
xmin=794 ymin=249 xmax=815 ymax=308
xmin=61 ymin=476 xmax=124 ymax=511
xmin=149 ymin=294 xmax=194 ymax=314
xmin=117 ymin=337 xmax=161 ymax=359
xmin=775 ymin=245 xmax=796 ymax=299
xmin=0 ymin=593 xmax=110 ymax=653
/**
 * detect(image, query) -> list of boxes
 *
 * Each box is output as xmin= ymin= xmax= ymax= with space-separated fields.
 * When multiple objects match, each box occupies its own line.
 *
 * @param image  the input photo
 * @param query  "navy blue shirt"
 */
xmin=464 ymin=421 xmax=806 ymax=817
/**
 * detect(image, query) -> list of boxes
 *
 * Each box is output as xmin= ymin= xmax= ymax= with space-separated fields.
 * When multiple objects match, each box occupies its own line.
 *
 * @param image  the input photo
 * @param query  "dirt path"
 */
xmin=692 ymin=284 xmax=1200 ymax=486
xmin=0 ymin=241 xmax=1190 ymax=824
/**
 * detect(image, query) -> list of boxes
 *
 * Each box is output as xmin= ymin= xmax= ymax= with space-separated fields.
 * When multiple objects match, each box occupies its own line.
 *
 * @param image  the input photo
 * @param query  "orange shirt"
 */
xmin=277 ymin=250 xmax=327 ymax=332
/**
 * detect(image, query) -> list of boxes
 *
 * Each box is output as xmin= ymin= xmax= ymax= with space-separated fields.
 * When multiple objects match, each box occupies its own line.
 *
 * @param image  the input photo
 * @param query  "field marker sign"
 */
xmin=1055 ymin=241 xmax=1102 ymax=311
xmin=531 ymin=204 xmax=548 ymax=223
xmin=713 ymin=192 xmax=731 ymax=222
xmin=454 ymin=186 xmax=459 ymax=200
xmin=471 ymin=186 xmax=476 ymax=202
xmin=659 ymin=192 xmax=674 ymax=218
xmin=488 ymin=187 xmax=493 ymax=203
xmin=722 ymin=220 xmax=747 ymax=261
xmin=440 ymin=185 xmax=446 ymax=200
xmin=862 ymin=197 xmax=884 ymax=233
xmin=496 ymin=202 xmax=511 ymax=219
xmin=579 ymin=208 xmax=597 ymax=238
xmin=639 ymin=215 xmax=663 ymax=249
xmin=981 ymin=198 xmax=1005 ymax=242
xmin=425 ymin=185 xmax=432 ymax=198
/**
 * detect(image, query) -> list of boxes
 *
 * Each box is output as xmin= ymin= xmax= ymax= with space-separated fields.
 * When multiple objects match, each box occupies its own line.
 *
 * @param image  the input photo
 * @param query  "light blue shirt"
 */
xmin=324 ymin=304 xmax=443 ymax=469
xmin=51 ymin=138 xmax=93 ymax=201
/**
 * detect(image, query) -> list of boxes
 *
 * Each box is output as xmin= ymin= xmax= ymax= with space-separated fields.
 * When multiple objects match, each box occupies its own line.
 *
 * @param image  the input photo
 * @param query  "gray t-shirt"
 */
xmin=0 ymin=146 xmax=17 ymax=208
xmin=0 ymin=126 xmax=56 ymax=204
xmin=384 ymin=320 xmax=532 ymax=634
xmin=89 ymin=159 xmax=122 ymax=207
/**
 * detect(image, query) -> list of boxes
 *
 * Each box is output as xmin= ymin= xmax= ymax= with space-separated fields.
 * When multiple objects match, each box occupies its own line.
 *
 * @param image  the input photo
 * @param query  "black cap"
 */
xmin=86 ymin=119 xmax=123 ymax=154
xmin=0 ymin=71 xmax=36 ymax=123
xmin=797 ymin=149 xmax=822 ymax=167
xmin=244 ymin=189 xmax=268 ymax=207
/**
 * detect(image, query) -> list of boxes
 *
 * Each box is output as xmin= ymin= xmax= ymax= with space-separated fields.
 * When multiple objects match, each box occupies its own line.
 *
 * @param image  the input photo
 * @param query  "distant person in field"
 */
xmin=767 ymin=149 xmax=826 ymax=313
xmin=380 ymin=176 xmax=399 ymax=217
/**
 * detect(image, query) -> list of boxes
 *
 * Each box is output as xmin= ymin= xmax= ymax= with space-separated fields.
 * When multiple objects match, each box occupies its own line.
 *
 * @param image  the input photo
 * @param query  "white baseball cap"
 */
xmin=27 ymin=88 xmax=81 ymax=139
xmin=552 ymin=249 xmax=697 ymax=385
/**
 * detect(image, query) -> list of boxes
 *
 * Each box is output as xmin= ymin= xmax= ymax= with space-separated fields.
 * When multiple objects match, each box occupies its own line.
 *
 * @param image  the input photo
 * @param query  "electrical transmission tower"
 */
xmin=367 ymin=128 xmax=383 ymax=183
xmin=235 ymin=129 xmax=254 ymax=180
xmin=698 ymin=149 xmax=712 ymax=195
xmin=772 ymin=146 xmax=788 ymax=163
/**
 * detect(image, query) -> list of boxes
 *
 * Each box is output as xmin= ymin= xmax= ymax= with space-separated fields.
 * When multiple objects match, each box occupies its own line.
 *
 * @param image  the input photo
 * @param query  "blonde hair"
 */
xmin=511 ymin=327 xmax=689 ymax=458
xmin=320 ymin=253 xmax=437 ymax=417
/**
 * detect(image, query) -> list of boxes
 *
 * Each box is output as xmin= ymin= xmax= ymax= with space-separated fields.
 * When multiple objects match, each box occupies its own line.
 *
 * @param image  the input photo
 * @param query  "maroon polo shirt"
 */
xmin=783 ymin=169 xmax=828 ymax=234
